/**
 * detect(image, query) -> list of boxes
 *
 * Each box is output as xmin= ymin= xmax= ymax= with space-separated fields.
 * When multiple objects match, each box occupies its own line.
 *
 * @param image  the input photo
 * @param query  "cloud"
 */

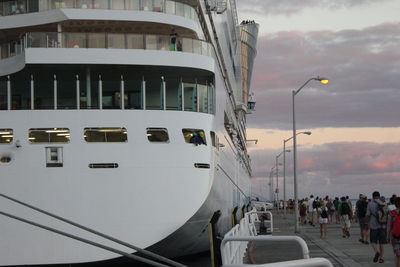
xmin=237 ymin=0 xmax=392 ymax=16
xmin=250 ymin=142 xmax=400 ymax=199
xmin=248 ymin=22 xmax=400 ymax=129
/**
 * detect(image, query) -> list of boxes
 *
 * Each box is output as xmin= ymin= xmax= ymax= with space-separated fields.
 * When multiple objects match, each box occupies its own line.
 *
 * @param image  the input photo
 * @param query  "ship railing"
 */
xmin=220 ymin=209 xmax=333 ymax=267
xmin=0 ymin=0 xmax=198 ymax=22
xmin=0 ymin=32 xmax=211 ymax=60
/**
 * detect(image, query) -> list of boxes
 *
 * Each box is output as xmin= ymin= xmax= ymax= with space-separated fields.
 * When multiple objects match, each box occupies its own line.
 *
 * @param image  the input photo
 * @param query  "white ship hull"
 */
xmin=0 ymin=0 xmax=258 ymax=265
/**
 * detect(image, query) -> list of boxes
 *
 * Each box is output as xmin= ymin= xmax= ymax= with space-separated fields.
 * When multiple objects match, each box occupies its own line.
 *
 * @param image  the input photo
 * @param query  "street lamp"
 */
xmin=283 ymin=131 xmax=311 ymax=216
xmin=276 ymin=150 xmax=290 ymax=210
xmin=292 ymin=76 xmax=328 ymax=233
xmin=269 ymin=166 xmax=276 ymax=202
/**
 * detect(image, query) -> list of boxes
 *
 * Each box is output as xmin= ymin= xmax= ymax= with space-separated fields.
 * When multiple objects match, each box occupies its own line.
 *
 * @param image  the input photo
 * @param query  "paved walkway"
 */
xmin=249 ymin=210 xmax=395 ymax=266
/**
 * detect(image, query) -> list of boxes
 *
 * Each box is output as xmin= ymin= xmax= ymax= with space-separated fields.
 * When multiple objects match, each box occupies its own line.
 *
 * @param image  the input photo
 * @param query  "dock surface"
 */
xmin=249 ymin=210 xmax=395 ymax=266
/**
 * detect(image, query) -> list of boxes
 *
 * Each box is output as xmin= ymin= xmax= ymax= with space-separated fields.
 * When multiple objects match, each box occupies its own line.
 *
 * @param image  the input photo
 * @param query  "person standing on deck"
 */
xmin=333 ymin=197 xmax=340 ymax=224
xmin=387 ymin=197 xmax=400 ymax=267
xmin=318 ymin=200 xmax=328 ymax=238
xmin=308 ymin=195 xmax=315 ymax=226
xmin=356 ymin=194 xmax=369 ymax=244
xmin=339 ymin=196 xmax=352 ymax=238
xmin=366 ymin=191 xmax=388 ymax=263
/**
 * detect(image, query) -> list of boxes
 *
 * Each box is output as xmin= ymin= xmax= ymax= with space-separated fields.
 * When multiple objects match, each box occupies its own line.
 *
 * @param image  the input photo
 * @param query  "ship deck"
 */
xmin=247 ymin=210 xmax=395 ymax=267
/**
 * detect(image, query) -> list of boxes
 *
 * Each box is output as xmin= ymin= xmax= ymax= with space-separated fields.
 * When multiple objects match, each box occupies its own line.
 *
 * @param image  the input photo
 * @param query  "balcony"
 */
xmin=0 ymin=0 xmax=197 ymax=20
xmin=0 ymin=32 xmax=211 ymax=60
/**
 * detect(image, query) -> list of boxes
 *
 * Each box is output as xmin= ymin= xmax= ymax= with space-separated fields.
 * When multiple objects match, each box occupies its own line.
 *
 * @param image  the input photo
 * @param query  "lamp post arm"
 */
xmin=294 ymin=78 xmax=316 ymax=95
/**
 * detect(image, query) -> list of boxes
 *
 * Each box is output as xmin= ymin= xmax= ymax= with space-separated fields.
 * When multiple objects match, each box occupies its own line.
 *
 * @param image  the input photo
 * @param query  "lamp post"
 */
xmin=276 ymin=150 xmax=290 ymax=210
xmin=269 ymin=166 xmax=276 ymax=202
xmin=283 ymin=131 xmax=311 ymax=216
xmin=292 ymin=76 xmax=328 ymax=233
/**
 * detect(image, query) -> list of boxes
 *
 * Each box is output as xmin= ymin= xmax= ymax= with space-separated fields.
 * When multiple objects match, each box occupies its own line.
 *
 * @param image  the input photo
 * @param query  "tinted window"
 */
xmin=84 ymin=128 xmax=127 ymax=142
xmin=182 ymin=129 xmax=206 ymax=145
xmin=147 ymin=128 xmax=169 ymax=142
xmin=0 ymin=129 xmax=13 ymax=143
xmin=29 ymin=128 xmax=70 ymax=143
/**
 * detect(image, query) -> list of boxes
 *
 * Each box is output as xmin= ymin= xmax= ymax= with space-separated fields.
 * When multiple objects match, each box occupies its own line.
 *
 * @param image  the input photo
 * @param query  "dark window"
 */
xmin=84 ymin=127 xmax=127 ymax=142
xmin=147 ymin=128 xmax=169 ymax=142
xmin=29 ymin=128 xmax=70 ymax=143
xmin=182 ymin=129 xmax=206 ymax=145
xmin=0 ymin=129 xmax=13 ymax=143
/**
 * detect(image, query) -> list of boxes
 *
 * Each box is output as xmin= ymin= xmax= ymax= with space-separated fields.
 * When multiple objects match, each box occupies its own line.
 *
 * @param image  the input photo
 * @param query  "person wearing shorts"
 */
xmin=387 ymin=197 xmax=400 ymax=267
xmin=366 ymin=191 xmax=387 ymax=263
xmin=318 ymin=201 xmax=328 ymax=238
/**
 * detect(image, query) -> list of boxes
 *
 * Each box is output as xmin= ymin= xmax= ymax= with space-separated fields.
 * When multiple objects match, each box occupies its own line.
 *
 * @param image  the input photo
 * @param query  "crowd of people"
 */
xmin=296 ymin=192 xmax=400 ymax=265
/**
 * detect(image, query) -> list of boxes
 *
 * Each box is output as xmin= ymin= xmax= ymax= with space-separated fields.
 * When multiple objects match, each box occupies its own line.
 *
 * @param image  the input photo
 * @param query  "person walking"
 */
xmin=308 ymin=195 xmax=315 ymax=226
xmin=356 ymin=194 xmax=369 ymax=244
xmin=318 ymin=200 xmax=328 ymax=238
xmin=333 ymin=197 xmax=340 ymax=224
xmin=326 ymin=198 xmax=335 ymax=224
xmin=366 ymin=191 xmax=388 ymax=263
xmin=387 ymin=196 xmax=400 ymax=267
xmin=339 ymin=196 xmax=352 ymax=238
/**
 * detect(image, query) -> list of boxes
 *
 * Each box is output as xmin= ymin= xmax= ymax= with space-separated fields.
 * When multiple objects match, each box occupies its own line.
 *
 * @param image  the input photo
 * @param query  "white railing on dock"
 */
xmin=220 ymin=208 xmax=333 ymax=267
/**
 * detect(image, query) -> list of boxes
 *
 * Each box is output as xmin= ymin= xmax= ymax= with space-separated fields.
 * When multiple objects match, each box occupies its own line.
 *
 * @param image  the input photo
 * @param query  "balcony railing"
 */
xmin=0 ymin=0 xmax=197 ymax=20
xmin=0 ymin=32 xmax=211 ymax=60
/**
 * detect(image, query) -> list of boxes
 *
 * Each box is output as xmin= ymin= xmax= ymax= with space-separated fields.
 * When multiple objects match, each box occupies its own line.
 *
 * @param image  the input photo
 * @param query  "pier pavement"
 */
xmin=248 ymin=210 xmax=395 ymax=266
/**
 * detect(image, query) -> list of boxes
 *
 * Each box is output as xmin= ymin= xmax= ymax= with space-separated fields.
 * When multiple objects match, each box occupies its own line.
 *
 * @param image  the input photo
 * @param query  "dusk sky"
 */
xmin=237 ymin=0 xmax=400 ymax=200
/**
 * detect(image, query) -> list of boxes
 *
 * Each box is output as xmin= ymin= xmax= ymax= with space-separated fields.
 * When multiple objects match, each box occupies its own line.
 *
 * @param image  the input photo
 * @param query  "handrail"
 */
xmin=0 ymin=32 xmax=211 ymax=60
xmin=0 ymin=192 xmax=186 ymax=267
xmin=0 ymin=0 xmax=197 ymax=21
xmin=247 ymin=210 xmax=273 ymax=234
xmin=221 ymin=235 xmax=310 ymax=266
xmin=223 ymin=258 xmax=333 ymax=267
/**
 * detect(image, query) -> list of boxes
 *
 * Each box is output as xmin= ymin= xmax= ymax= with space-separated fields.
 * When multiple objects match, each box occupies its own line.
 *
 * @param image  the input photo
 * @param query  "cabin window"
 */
xmin=0 ymin=129 xmax=13 ymax=143
xmin=147 ymin=128 xmax=169 ymax=143
xmin=84 ymin=127 xmax=127 ymax=142
xmin=182 ymin=129 xmax=206 ymax=145
xmin=211 ymin=131 xmax=219 ymax=149
xmin=29 ymin=128 xmax=70 ymax=143
xmin=0 ymin=77 xmax=7 ymax=109
xmin=183 ymin=82 xmax=196 ymax=111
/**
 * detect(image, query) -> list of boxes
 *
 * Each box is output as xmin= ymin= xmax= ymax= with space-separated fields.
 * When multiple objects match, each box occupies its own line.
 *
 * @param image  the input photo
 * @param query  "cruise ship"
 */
xmin=0 ymin=0 xmax=259 ymax=265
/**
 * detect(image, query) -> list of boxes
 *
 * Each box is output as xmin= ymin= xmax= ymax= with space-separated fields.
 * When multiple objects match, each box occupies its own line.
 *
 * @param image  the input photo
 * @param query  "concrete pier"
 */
xmin=248 ymin=210 xmax=395 ymax=266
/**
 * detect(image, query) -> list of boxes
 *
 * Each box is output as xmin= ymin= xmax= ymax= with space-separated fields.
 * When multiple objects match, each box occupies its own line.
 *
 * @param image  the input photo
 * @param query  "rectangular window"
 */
xmin=0 ymin=129 xmax=13 ymax=144
xmin=29 ymin=128 xmax=70 ymax=143
xmin=84 ymin=127 xmax=127 ymax=142
xmin=153 ymin=0 xmax=164 ymax=12
xmin=147 ymin=128 xmax=169 ymax=143
xmin=198 ymin=83 xmax=208 ymax=113
xmin=183 ymin=82 xmax=196 ymax=111
xmin=165 ymin=0 xmax=175 ymax=14
xmin=107 ymin=33 xmax=125 ymax=49
xmin=0 ymin=77 xmax=7 ymax=110
xmin=126 ymin=34 xmax=144 ymax=49
xmin=182 ymin=129 xmax=206 ymax=145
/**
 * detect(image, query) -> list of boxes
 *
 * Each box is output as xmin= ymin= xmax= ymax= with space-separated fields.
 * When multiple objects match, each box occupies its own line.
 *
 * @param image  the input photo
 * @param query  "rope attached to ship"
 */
xmin=0 ymin=192 xmax=187 ymax=267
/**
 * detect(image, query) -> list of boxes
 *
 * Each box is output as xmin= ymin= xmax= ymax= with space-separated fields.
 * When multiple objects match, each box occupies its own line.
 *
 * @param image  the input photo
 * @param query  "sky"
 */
xmin=237 ymin=0 xmax=400 ymax=201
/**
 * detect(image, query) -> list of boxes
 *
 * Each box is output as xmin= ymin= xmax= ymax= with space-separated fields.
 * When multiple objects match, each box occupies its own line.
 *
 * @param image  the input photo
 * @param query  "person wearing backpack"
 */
xmin=318 ymin=200 xmax=328 ymax=238
xmin=387 ymin=197 xmax=400 ymax=267
xmin=356 ymin=194 xmax=369 ymax=244
xmin=366 ymin=191 xmax=388 ymax=263
xmin=339 ymin=196 xmax=352 ymax=238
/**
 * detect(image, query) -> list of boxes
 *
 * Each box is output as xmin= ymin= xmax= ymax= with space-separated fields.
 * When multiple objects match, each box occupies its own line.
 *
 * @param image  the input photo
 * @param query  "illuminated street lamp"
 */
xmin=292 ymin=77 xmax=328 ymax=233
xmin=283 ymin=131 xmax=311 ymax=216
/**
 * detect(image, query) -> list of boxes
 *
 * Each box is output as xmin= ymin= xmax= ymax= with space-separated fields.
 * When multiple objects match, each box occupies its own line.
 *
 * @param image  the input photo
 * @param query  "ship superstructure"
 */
xmin=0 ymin=0 xmax=258 ymax=265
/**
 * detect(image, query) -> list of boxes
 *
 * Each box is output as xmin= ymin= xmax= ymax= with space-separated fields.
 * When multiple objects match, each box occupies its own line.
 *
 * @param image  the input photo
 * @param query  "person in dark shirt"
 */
xmin=189 ymin=132 xmax=205 ymax=145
